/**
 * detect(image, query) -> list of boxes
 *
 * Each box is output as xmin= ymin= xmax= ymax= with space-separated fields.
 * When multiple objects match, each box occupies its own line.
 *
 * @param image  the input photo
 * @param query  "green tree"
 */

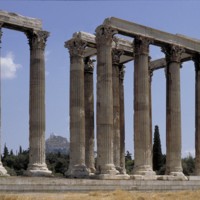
xmin=3 ymin=144 xmax=9 ymax=159
xmin=10 ymin=150 xmax=14 ymax=156
xmin=19 ymin=146 xmax=23 ymax=155
xmin=153 ymin=125 xmax=163 ymax=173
xmin=182 ymin=153 xmax=195 ymax=176
xmin=125 ymin=151 xmax=134 ymax=174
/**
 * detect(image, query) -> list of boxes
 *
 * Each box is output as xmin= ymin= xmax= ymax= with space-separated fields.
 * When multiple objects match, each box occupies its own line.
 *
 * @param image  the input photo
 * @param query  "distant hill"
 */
xmin=45 ymin=133 xmax=70 ymax=155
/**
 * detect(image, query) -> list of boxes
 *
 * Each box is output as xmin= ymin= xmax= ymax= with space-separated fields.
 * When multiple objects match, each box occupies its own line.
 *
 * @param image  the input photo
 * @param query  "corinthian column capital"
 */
xmin=95 ymin=25 xmax=118 ymax=46
xmin=134 ymin=36 xmax=152 ymax=56
xmin=65 ymin=38 xmax=87 ymax=57
xmin=162 ymin=45 xmax=185 ymax=64
xmin=26 ymin=30 xmax=49 ymax=51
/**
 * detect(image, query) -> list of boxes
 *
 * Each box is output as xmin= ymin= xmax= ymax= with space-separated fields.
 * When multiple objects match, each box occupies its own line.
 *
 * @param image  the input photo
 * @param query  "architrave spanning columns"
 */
xmin=103 ymin=17 xmax=200 ymax=54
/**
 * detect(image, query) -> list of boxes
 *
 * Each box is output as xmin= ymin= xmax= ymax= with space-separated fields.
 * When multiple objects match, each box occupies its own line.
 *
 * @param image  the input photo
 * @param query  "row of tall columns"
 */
xmin=66 ymin=27 xmax=187 ymax=179
xmin=66 ymin=26 xmax=128 ymax=178
xmin=0 ymin=27 xmax=51 ymax=176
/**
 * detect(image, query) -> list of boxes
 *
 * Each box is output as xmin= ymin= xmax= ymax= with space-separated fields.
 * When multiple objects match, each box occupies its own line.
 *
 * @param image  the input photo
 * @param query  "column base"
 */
xmin=25 ymin=163 xmax=52 ymax=177
xmin=0 ymin=162 xmax=9 ymax=176
xmin=157 ymin=173 xmax=188 ymax=181
xmin=169 ymin=172 xmax=188 ymax=180
xmin=66 ymin=164 xmax=90 ymax=178
xmin=96 ymin=163 xmax=118 ymax=175
xmin=88 ymin=167 xmax=96 ymax=175
xmin=132 ymin=165 xmax=156 ymax=176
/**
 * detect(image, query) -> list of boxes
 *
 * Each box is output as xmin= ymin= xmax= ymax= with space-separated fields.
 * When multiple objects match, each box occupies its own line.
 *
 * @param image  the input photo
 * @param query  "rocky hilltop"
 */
xmin=45 ymin=133 xmax=69 ymax=154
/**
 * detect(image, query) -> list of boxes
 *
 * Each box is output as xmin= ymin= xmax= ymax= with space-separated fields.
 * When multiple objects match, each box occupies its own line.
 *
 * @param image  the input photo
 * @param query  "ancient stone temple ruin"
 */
xmin=0 ymin=10 xmax=52 ymax=176
xmin=1 ymin=10 xmax=200 ymax=181
xmin=65 ymin=17 xmax=200 ymax=180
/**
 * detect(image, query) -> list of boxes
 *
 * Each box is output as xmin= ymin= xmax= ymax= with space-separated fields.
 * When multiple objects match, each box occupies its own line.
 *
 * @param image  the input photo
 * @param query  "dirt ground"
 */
xmin=1 ymin=190 xmax=200 ymax=200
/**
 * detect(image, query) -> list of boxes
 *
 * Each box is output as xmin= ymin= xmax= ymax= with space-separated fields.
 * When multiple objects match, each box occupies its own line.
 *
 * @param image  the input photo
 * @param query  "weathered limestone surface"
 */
xmin=133 ymin=36 xmax=155 ymax=177
xmin=194 ymin=56 xmax=200 ymax=175
xmin=65 ymin=38 xmax=89 ymax=178
xmin=95 ymin=25 xmax=117 ymax=178
xmin=0 ymin=10 xmax=42 ymax=32
xmin=25 ymin=30 xmax=52 ymax=177
xmin=163 ymin=45 xmax=186 ymax=179
xmin=84 ymin=57 xmax=95 ymax=174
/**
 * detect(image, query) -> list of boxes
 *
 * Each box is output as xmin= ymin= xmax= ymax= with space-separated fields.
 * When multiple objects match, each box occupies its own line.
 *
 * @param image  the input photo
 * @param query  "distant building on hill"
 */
xmin=45 ymin=133 xmax=70 ymax=155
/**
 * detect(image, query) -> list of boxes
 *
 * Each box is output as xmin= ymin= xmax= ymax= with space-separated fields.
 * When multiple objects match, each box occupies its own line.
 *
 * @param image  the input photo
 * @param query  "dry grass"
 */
xmin=1 ymin=190 xmax=200 ymax=200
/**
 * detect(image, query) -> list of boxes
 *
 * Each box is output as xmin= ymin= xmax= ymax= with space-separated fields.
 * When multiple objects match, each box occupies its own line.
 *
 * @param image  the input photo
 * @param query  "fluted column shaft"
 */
xmin=133 ymin=36 xmax=155 ymax=175
xmin=163 ymin=45 xmax=184 ymax=175
xmin=119 ymin=65 xmax=126 ymax=174
xmin=65 ymin=38 xmax=89 ymax=178
xmin=95 ymin=25 xmax=117 ymax=176
xmin=26 ymin=30 xmax=51 ymax=176
xmin=84 ymin=57 xmax=95 ymax=174
xmin=112 ymin=49 xmax=123 ymax=172
xmin=0 ymin=25 xmax=9 ymax=176
xmin=194 ymin=56 xmax=200 ymax=175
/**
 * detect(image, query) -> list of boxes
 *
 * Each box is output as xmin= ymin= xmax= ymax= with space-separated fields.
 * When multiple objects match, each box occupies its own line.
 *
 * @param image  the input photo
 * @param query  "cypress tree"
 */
xmin=153 ymin=125 xmax=163 ymax=172
xmin=3 ymin=144 xmax=9 ymax=159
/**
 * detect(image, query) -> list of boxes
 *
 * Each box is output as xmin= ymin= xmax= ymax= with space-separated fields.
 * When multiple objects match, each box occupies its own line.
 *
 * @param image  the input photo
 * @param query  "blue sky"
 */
xmin=0 ymin=0 xmax=199 ymax=157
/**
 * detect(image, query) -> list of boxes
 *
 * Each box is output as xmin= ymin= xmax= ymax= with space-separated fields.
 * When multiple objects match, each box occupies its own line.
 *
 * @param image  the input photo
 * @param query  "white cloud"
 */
xmin=0 ymin=52 xmax=22 ymax=79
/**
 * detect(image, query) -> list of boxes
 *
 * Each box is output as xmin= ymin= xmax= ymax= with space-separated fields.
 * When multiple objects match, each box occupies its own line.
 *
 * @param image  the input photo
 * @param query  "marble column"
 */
xmin=84 ymin=57 xmax=95 ymax=174
xmin=112 ymin=49 xmax=123 ymax=173
xmin=0 ymin=25 xmax=9 ymax=176
xmin=133 ymin=36 xmax=155 ymax=176
xmin=65 ymin=38 xmax=89 ymax=178
xmin=95 ymin=25 xmax=118 ymax=178
xmin=25 ymin=30 xmax=52 ymax=176
xmin=194 ymin=55 xmax=200 ymax=175
xmin=119 ymin=65 xmax=127 ymax=174
xmin=162 ymin=45 xmax=185 ymax=178
xmin=148 ymin=58 xmax=153 ymax=155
